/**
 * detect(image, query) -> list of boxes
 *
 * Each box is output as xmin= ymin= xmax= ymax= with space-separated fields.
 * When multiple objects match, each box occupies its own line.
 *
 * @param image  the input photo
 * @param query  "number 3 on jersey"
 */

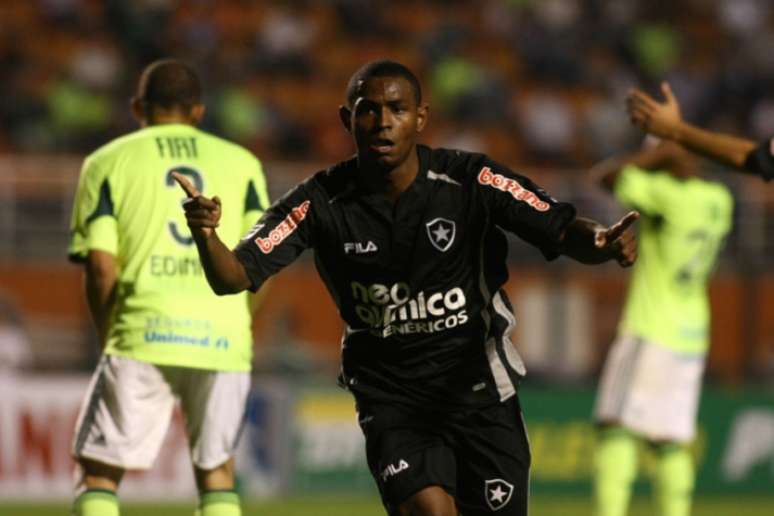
xmin=166 ymin=166 xmax=203 ymax=246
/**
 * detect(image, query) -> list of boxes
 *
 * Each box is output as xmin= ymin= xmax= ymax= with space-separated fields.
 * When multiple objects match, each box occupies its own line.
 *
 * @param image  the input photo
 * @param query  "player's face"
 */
xmin=342 ymin=76 xmax=427 ymax=171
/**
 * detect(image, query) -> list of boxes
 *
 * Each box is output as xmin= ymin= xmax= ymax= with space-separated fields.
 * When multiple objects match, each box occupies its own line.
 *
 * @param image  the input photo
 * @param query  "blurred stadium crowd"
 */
xmin=3 ymin=0 xmax=774 ymax=167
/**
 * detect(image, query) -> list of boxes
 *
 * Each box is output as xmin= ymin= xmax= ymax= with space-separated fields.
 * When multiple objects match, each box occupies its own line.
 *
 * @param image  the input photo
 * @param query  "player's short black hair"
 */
xmin=345 ymin=60 xmax=422 ymax=108
xmin=135 ymin=59 xmax=202 ymax=112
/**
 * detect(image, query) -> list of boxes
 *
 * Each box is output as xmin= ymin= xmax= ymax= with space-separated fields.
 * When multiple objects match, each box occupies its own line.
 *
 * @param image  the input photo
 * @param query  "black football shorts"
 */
xmin=358 ymin=395 xmax=531 ymax=515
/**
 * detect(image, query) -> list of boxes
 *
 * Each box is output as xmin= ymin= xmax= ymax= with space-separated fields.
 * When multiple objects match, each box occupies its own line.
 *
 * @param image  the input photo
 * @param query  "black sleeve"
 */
xmin=234 ymin=182 xmax=316 ymax=292
xmin=475 ymin=159 xmax=576 ymax=260
xmin=743 ymin=139 xmax=774 ymax=181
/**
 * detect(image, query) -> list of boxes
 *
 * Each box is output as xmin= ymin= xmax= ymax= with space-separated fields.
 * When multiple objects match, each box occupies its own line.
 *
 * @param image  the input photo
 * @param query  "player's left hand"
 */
xmin=594 ymin=211 xmax=639 ymax=267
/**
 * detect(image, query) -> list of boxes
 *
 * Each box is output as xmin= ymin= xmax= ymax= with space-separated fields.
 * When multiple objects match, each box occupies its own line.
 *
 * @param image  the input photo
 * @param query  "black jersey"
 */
xmin=744 ymin=138 xmax=774 ymax=181
xmin=235 ymin=145 xmax=576 ymax=409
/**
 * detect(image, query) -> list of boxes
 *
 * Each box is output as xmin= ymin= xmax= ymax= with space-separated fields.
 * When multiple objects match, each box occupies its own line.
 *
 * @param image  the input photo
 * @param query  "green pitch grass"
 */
xmin=3 ymin=495 xmax=773 ymax=515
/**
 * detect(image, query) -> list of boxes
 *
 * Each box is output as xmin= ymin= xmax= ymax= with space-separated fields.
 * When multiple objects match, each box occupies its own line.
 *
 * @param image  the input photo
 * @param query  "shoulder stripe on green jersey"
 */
xmin=85 ymin=179 xmax=115 ymax=224
xmin=244 ymin=180 xmax=265 ymax=213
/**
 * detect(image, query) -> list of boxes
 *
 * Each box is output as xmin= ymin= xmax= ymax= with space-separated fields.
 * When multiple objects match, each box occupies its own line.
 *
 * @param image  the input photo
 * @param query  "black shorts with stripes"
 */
xmin=358 ymin=395 xmax=531 ymax=516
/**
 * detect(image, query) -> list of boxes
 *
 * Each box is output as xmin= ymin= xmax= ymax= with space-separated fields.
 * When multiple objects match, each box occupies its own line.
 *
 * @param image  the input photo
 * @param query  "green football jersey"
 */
xmin=614 ymin=165 xmax=733 ymax=355
xmin=68 ymin=123 xmax=269 ymax=371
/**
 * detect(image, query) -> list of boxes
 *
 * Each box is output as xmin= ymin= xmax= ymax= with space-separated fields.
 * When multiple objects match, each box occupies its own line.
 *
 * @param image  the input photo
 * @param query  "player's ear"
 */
xmin=416 ymin=102 xmax=429 ymax=134
xmin=190 ymin=103 xmax=205 ymax=126
xmin=130 ymin=97 xmax=146 ymax=127
xmin=338 ymin=105 xmax=352 ymax=133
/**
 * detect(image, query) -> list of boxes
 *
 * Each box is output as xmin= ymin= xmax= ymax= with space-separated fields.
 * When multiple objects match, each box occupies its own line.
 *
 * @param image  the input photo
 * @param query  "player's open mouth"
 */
xmin=370 ymin=138 xmax=394 ymax=154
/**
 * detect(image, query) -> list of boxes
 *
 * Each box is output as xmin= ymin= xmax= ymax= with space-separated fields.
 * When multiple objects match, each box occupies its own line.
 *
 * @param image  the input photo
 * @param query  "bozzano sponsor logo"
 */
xmin=351 ymin=281 xmax=469 ymax=337
xmin=477 ymin=166 xmax=550 ymax=211
xmin=255 ymin=200 xmax=311 ymax=254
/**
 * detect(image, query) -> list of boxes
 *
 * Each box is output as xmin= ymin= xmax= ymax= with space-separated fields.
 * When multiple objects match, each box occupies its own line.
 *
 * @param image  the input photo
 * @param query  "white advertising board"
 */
xmin=0 ymin=375 xmax=195 ymax=500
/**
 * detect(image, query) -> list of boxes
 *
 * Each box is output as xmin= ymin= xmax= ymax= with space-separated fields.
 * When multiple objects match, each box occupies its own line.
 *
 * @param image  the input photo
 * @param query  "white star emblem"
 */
xmin=432 ymin=224 xmax=450 ymax=242
xmin=484 ymin=478 xmax=514 ymax=511
xmin=425 ymin=217 xmax=456 ymax=252
xmin=490 ymin=485 xmax=507 ymax=503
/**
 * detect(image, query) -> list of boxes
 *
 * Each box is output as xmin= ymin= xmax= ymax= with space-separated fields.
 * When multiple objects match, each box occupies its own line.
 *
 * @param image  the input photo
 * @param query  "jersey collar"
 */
xmin=332 ymin=145 xmax=432 ymax=204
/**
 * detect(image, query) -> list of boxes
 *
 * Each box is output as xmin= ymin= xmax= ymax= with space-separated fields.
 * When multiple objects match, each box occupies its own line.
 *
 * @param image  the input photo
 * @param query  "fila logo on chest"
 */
xmin=344 ymin=241 xmax=378 ymax=254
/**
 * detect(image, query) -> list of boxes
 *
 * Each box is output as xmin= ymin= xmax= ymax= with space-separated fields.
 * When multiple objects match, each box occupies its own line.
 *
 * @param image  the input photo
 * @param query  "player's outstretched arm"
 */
xmin=627 ymin=82 xmax=756 ymax=170
xmin=172 ymin=172 xmax=252 ymax=295
xmin=561 ymin=212 xmax=639 ymax=267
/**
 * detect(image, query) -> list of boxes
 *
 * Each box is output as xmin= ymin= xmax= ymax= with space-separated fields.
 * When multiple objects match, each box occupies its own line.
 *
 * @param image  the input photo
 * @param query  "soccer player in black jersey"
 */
xmin=628 ymin=82 xmax=774 ymax=181
xmin=175 ymin=60 xmax=638 ymax=516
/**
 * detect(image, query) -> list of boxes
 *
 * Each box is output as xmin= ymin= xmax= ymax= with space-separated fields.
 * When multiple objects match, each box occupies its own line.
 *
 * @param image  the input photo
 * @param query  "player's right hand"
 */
xmin=626 ymin=82 xmax=683 ymax=139
xmin=594 ymin=210 xmax=639 ymax=267
xmin=172 ymin=171 xmax=221 ymax=238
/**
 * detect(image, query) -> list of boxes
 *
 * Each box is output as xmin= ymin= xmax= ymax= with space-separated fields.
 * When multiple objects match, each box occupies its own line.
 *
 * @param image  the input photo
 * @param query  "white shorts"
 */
xmin=71 ymin=355 xmax=250 ymax=470
xmin=593 ymin=335 xmax=705 ymax=443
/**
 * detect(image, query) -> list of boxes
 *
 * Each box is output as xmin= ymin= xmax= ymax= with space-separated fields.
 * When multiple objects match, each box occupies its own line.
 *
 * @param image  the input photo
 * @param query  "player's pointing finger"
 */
xmin=595 ymin=211 xmax=639 ymax=248
xmin=607 ymin=210 xmax=640 ymax=240
xmin=172 ymin=171 xmax=200 ymax=198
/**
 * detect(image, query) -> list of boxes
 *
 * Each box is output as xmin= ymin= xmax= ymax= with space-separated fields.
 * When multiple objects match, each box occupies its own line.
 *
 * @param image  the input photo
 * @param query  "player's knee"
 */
xmin=595 ymin=426 xmax=637 ymax=480
xmin=195 ymin=458 xmax=236 ymax=491
xmin=399 ymin=486 xmax=458 ymax=516
xmin=401 ymin=504 xmax=457 ymax=516
xmin=412 ymin=509 xmax=457 ymax=516
xmin=77 ymin=457 xmax=124 ymax=491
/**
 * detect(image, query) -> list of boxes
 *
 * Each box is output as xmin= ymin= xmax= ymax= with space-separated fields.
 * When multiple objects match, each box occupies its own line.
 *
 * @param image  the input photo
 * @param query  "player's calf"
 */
xmin=195 ymin=458 xmax=241 ymax=516
xmin=652 ymin=442 xmax=694 ymax=516
xmin=72 ymin=458 xmax=124 ymax=516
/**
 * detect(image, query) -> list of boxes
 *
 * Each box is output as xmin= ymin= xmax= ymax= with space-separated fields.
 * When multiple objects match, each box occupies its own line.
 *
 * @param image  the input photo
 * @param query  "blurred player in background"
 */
xmin=174 ymin=59 xmax=638 ymax=516
xmin=590 ymin=139 xmax=733 ymax=516
xmin=67 ymin=59 xmax=269 ymax=516
xmin=0 ymin=296 xmax=31 ymax=374
xmin=627 ymin=82 xmax=774 ymax=181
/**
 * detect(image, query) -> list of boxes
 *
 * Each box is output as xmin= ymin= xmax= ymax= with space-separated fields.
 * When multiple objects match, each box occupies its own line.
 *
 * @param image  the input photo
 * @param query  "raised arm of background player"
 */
xmin=590 ymin=139 xmax=687 ymax=191
xmin=627 ymin=82 xmax=774 ymax=180
xmin=172 ymin=172 xmax=638 ymax=296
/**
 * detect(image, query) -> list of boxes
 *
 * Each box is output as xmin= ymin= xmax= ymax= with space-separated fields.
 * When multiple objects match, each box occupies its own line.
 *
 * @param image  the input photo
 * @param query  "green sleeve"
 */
xmin=242 ymin=157 xmax=271 ymax=234
xmin=613 ymin=165 xmax=672 ymax=216
xmin=67 ymin=156 xmax=118 ymax=262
